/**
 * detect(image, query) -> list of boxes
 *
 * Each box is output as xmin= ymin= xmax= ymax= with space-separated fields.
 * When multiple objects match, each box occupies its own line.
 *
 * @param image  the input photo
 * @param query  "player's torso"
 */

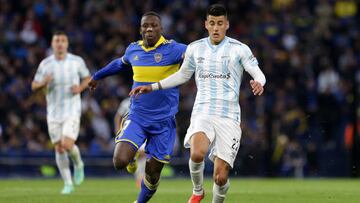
xmin=127 ymin=42 xmax=181 ymax=83
xmin=192 ymin=38 xmax=243 ymax=100
xmin=46 ymin=54 xmax=81 ymax=91
xmin=191 ymin=37 xmax=243 ymax=122
xmin=126 ymin=40 xmax=186 ymax=122
xmin=43 ymin=54 xmax=82 ymax=120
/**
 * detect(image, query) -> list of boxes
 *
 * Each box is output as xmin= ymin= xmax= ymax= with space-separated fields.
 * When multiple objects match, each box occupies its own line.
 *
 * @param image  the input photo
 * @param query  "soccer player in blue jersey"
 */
xmin=130 ymin=4 xmax=266 ymax=203
xmin=88 ymin=12 xmax=186 ymax=203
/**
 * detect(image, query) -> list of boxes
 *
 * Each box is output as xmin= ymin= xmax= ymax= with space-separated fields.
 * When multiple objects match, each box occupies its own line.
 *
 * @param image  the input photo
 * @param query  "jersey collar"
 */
xmin=206 ymin=36 xmax=228 ymax=51
xmin=139 ymin=35 xmax=166 ymax=52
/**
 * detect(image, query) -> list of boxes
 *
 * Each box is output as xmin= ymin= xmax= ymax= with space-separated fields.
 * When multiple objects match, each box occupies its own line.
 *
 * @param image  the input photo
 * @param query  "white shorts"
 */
xmin=47 ymin=117 xmax=80 ymax=144
xmin=184 ymin=115 xmax=242 ymax=168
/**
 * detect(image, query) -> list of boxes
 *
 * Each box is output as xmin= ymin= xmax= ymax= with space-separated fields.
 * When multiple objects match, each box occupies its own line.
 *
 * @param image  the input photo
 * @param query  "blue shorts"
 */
xmin=115 ymin=116 xmax=176 ymax=163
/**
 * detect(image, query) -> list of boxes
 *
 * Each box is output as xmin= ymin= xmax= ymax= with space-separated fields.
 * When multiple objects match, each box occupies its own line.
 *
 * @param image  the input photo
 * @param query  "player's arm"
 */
xmin=241 ymin=45 xmax=266 ymax=96
xmin=32 ymin=61 xmax=53 ymax=92
xmin=247 ymin=66 xmax=266 ymax=96
xmin=31 ymin=74 xmax=53 ymax=92
xmin=129 ymin=62 xmax=194 ymax=96
xmin=72 ymin=76 xmax=91 ymax=94
xmin=72 ymin=57 xmax=92 ymax=94
xmin=88 ymin=58 xmax=128 ymax=91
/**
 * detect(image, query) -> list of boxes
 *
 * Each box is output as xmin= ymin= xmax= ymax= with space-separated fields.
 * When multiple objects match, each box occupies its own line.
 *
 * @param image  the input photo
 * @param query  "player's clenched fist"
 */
xmin=250 ymin=80 xmax=264 ymax=96
xmin=88 ymin=78 xmax=98 ymax=91
xmin=129 ymin=85 xmax=153 ymax=97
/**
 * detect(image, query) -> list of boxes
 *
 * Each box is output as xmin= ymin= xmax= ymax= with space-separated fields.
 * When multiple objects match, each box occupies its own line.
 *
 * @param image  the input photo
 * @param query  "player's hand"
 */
xmin=88 ymin=78 xmax=98 ymax=91
xmin=71 ymin=85 xmax=82 ymax=94
xmin=129 ymin=85 xmax=152 ymax=97
xmin=43 ymin=74 xmax=53 ymax=86
xmin=250 ymin=80 xmax=264 ymax=96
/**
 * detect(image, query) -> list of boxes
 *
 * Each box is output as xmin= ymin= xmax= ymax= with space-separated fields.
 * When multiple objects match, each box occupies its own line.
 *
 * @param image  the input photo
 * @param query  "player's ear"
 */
xmin=226 ymin=20 xmax=229 ymax=30
xmin=205 ymin=20 xmax=209 ymax=29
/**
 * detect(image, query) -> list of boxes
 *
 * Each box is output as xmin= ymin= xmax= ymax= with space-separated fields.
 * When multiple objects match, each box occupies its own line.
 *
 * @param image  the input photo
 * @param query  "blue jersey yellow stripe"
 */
xmin=133 ymin=64 xmax=180 ymax=82
xmin=122 ymin=36 xmax=187 ymax=122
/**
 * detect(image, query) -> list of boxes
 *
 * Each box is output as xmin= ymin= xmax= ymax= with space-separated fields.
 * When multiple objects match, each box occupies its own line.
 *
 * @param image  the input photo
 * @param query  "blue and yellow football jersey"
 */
xmin=122 ymin=36 xmax=187 ymax=122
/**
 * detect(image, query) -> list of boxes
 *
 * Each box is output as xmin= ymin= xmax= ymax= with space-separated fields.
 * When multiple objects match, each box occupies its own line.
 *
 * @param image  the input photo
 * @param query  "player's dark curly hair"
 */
xmin=142 ymin=11 xmax=161 ymax=22
xmin=206 ymin=4 xmax=227 ymax=17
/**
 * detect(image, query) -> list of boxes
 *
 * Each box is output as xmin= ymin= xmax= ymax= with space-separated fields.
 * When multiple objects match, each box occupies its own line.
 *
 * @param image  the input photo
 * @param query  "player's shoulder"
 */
xmin=185 ymin=38 xmax=207 ymax=53
xmin=227 ymin=37 xmax=246 ymax=47
xmin=163 ymin=39 xmax=187 ymax=50
xmin=125 ymin=41 xmax=141 ymax=52
xmin=188 ymin=38 xmax=206 ymax=47
xmin=39 ymin=55 xmax=54 ymax=67
xmin=227 ymin=37 xmax=252 ymax=53
xmin=67 ymin=53 xmax=85 ymax=62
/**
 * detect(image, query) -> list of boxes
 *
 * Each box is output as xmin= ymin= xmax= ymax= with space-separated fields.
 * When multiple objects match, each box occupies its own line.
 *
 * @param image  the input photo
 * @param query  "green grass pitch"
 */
xmin=0 ymin=178 xmax=359 ymax=203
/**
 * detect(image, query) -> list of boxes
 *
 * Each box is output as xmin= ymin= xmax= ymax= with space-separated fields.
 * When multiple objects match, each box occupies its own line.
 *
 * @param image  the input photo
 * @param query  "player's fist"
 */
xmin=250 ymin=80 xmax=264 ymax=96
xmin=71 ymin=85 xmax=82 ymax=94
xmin=43 ymin=74 xmax=53 ymax=85
xmin=88 ymin=78 xmax=98 ymax=91
xmin=129 ymin=85 xmax=152 ymax=97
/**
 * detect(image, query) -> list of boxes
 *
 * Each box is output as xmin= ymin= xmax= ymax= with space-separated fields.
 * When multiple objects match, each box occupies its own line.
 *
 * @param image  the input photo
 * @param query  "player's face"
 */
xmin=205 ymin=15 xmax=229 ymax=45
xmin=51 ymin=34 xmax=68 ymax=55
xmin=140 ymin=15 xmax=162 ymax=47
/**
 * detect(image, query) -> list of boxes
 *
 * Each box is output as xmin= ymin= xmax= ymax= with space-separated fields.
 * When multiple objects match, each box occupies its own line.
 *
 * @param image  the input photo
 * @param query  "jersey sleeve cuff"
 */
xmin=151 ymin=83 xmax=159 ymax=91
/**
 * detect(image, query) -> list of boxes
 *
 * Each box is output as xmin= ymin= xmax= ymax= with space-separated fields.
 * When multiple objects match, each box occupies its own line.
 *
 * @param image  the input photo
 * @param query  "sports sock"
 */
xmin=212 ymin=180 xmax=230 ymax=203
xmin=68 ymin=145 xmax=83 ymax=168
xmin=136 ymin=176 xmax=159 ymax=203
xmin=189 ymin=159 xmax=205 ymax=195
xmin=135 ymin=156 xmax=146 ymax=182
xmin=55 ymin=151 xmax=73 ymax=185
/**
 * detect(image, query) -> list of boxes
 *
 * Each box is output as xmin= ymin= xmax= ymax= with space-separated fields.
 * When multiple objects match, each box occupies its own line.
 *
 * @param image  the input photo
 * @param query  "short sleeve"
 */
xmin=121 ymin=45 xmax=132 ymax=65
xmin=78 ymin=57 xmax=90 ymax=78
xmin=172 ymin=42 xmax=187 ymax=63
xmin=181 ymin=44 xmax=196 ymax=72
xmin=33 ymin=61 xmax=46 ymax=82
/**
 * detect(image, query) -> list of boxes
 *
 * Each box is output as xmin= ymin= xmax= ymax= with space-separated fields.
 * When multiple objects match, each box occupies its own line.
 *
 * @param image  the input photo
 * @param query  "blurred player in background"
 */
xmin=88 ymin=12 xmax=186 ymax=202
xmin=114 ymin=97 xmax=146 ymax=188
xmin=130 ymin=4 xmax=266 ymax=203
xmin=31 ymin=31 xmax=90 ymax=194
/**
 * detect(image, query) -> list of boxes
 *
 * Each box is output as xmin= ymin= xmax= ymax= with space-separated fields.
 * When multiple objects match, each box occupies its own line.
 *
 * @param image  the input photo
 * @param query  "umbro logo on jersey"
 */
xmin=133 ymin=55 xmax=139 ymax=61
xmin=197 ymin=57 xmax=205 ymax=63
xmin=154 ymin=53 xmax=162 ymax=62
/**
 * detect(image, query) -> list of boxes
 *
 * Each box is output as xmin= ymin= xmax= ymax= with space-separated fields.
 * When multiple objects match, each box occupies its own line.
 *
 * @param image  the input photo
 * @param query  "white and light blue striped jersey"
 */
xmin=33 ymin=53 xmax=90 ymax=122
xmin=182 ymin=36 xmax=259 ymax=123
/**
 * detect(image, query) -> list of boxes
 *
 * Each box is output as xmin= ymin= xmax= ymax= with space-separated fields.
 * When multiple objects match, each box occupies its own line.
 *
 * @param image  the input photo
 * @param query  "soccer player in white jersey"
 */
xmin=130 ymin=4 xmax=266 ymax=203
xmin=31 ymin=31 xmax=91 ymax=194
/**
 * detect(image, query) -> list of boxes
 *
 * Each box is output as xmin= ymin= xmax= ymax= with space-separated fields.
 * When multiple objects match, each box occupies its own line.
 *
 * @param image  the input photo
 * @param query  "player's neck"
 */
xmin=143 ymin=36 xmax=162 ymax=48
xmin=210 ymin=38 xmax=225 ymax=45
xmin=143 ymin=40 xmax=156 ymax=48
xmin=55 ymin=52 xmax=67 ymax=61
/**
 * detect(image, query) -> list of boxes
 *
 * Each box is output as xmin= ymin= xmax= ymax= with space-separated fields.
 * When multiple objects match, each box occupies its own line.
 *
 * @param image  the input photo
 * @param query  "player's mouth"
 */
xmin=146 ymin=34 xmax=154 ymax=39
xmin=213 ymin=33 xmax=220 ymax=37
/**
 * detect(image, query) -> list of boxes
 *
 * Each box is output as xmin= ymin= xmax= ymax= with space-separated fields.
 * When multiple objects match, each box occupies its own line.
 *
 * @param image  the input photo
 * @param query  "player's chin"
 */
xmin=145 ymin=35 xmax=154 ymax=40
xmin=212 ymin=35 xmax=221 ymax=42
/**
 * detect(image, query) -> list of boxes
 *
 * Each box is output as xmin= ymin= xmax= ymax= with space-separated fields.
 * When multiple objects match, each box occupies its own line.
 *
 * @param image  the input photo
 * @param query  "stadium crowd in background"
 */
xmin=0 ymin=0 xmax=359 ymax=177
